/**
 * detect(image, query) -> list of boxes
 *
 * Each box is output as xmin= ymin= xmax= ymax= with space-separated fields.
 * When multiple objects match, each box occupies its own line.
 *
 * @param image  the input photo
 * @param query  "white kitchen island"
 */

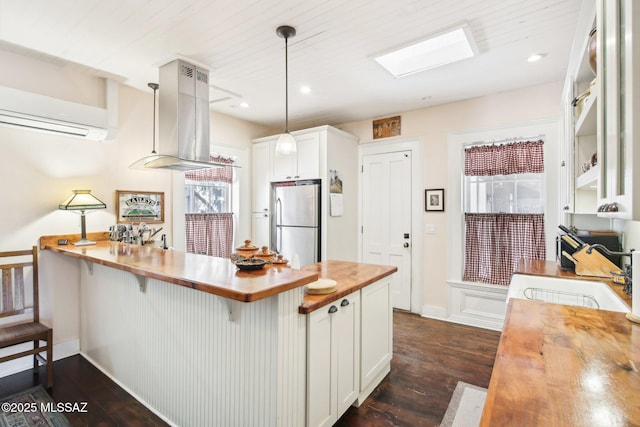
xmin=42 ymin=237 xmax=396 ymax=427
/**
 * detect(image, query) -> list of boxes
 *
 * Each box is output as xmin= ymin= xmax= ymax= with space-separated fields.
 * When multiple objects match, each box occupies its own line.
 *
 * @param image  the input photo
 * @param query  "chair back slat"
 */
xmin=14 ymin=266 xmax=25 ymax=311
xmin=0 ymin=252 xmax=36 ymax=319
xmin=1 ymin=267 xmax=12 ymax=314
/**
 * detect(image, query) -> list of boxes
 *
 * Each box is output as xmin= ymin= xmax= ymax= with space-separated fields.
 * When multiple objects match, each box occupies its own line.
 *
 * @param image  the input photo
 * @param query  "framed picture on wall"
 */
xmin=425 ymin=189 xmax=444 ymax=212
xmin=115 ymin=190 xmax=164 ymax=223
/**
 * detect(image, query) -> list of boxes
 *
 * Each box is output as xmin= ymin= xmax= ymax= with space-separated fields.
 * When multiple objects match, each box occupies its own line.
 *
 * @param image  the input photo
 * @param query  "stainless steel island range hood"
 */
xmin=130 ymin=59 xmax=232 ymax=171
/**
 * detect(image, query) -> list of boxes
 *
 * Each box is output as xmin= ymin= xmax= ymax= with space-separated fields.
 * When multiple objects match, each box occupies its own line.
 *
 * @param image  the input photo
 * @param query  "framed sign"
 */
xmin=115 ymin=190 xmax=164 ymax=223
xmin=425 ymin=189 xmax=444 ymax=212
xmin=372 ymin=115 xmax=401 ymax=139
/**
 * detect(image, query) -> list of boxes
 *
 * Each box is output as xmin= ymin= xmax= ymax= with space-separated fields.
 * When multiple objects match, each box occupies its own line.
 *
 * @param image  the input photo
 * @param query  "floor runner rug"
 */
xmin=0 ymin=385 xmax=72 ymax=427
xmin=439 ymin=381 xmax=487 ymax=427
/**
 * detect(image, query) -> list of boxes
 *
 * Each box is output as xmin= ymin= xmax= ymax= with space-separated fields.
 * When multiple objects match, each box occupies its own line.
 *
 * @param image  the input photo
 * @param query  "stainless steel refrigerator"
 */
xmin=272 ymin=179 xmax=321 ymax=267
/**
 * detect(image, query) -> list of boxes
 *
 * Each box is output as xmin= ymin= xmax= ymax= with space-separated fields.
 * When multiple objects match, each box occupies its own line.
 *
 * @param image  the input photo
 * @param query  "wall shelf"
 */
xmin=575 ymin=164 xmax=599 ymax=190
xmin=574 ymin=88 xmax=597 ymax=137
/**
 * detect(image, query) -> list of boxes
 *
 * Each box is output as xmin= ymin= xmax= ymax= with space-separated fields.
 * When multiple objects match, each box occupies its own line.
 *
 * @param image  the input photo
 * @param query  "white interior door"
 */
xmin=362 ymin=151 xmax=412 ymax=310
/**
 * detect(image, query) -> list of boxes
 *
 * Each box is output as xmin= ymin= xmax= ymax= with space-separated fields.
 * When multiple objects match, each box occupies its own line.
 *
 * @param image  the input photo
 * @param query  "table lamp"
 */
xmin=58 ymin=190 xmax=107 ymax=246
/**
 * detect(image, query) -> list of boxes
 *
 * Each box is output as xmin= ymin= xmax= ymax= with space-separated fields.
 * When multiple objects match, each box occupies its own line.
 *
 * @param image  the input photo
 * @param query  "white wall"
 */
xmin=0 ymin=49 xmax=273 ymax=375
xmin=338 ymin=81 xmax=565 ymax=314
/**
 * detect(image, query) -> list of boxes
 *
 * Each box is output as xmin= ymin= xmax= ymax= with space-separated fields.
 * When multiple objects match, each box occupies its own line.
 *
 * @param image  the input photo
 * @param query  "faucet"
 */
xmin=586 ymin=245 xmax=634 ymax=295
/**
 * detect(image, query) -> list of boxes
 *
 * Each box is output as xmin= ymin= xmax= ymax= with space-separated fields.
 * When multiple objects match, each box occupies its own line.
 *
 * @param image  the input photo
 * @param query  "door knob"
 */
xmin=404 ymin=242 xmax=410 ymax=248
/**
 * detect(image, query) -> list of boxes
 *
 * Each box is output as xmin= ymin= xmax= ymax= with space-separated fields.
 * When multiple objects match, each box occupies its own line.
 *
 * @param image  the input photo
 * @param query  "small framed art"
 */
xmin=425 ymin=189 xmax=444 ymax=212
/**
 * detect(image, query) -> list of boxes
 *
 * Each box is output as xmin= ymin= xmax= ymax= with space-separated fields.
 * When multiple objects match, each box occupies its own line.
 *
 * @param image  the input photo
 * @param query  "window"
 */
xmin=185 ymin=180 xmax=231 ymax=214
xmin=464 ymin=173 xmax=544 ymax=214
xmin=462 ymin=140 xmax=546 ymax=285
xmin=184 ymin=155 xmax=235 ymax=258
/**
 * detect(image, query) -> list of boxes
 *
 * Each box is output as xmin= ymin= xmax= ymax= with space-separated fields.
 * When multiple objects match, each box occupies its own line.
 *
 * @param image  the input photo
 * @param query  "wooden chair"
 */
xmin=0 ymin=246 xmax=53 ymax=388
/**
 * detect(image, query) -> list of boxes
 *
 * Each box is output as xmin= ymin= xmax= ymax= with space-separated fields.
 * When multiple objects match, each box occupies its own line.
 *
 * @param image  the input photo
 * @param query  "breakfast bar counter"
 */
xmin=41 ymin=237 xmax=319 ymax=302
xmin=41 ymin=234 xmax=396 ymax=427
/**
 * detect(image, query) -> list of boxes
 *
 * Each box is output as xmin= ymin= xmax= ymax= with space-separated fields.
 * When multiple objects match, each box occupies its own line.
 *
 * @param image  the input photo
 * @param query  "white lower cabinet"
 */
xmin=358 ymin=278 xmax=392 ymax=404
xmin=307 ymin=291 xmax=360 ymax=427
xmin=306 ymin=277 xmax=393 ymax=426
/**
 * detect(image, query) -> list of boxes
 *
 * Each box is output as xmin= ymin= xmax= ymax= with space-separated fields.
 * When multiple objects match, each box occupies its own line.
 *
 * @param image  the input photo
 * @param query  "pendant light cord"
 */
xmin=284 ymin=34 xmax=289 ymax=133
xmin=277 ymin=25 xmax=295 ymax=134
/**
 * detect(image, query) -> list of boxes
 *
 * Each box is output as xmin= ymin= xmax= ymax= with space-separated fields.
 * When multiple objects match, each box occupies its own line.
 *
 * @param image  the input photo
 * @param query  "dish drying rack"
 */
xmin=522 ymin=287 xmax=600 ymax=309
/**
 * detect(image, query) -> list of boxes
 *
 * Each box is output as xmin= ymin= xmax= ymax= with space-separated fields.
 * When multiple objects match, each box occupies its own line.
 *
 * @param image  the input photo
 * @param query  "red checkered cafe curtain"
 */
xmin=462 ymin=140 xmax=546 ymax=285
xmin=185 ymin=213 xmax=234 ymax=257
xmin=184 ymin=155 xmax=234 ymax=257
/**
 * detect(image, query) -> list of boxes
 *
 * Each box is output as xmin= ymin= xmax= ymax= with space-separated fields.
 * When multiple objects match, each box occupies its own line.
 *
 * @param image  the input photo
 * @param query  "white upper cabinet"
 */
xmin=562 ymin=0 xmax=640 ymax=220
xmin=596 ymin=0 xmax=640 ymax=219
xmin=272 ymin=132 xmax=320 ymax=181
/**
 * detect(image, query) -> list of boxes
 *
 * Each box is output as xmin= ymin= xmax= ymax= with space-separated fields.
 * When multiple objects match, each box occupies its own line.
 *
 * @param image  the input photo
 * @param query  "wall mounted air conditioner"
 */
xmin=0 ymin=81 xmax=117 ymax=141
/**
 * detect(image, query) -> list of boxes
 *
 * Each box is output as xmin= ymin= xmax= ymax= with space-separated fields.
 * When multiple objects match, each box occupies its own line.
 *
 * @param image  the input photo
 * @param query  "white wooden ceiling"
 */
xmin=0 ymin=0 xmax=583 ymax=129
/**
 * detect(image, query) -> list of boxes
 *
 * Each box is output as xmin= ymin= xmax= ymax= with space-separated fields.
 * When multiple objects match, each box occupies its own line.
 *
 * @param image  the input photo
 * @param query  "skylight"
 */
xmin=373 ymin=24 xmax=478 ymax=78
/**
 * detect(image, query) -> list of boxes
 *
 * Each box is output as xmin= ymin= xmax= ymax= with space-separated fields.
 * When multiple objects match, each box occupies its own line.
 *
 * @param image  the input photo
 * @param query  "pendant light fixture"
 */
xmin=275 ymin=25 xmax=297 ymax=156
xmin=129 ymin=83 xmax=163 ymax=169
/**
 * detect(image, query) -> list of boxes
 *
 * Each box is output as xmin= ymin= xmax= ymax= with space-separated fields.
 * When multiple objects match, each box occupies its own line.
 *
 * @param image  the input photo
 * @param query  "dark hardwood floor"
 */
xmin=0 ymin=354 xmax=168 ymax=426
xmin=0 ymin=311 xmax=501 ymax=426
xmin=336 ymin=311 xmax=501 ymax=426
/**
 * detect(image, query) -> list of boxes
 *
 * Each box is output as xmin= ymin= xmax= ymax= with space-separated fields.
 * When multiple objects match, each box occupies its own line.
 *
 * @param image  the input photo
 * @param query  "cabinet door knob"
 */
xmin=328 ymin=305 xmax=338 ymax=314
xmin=340 ymin=299 xmax=350 ymax=307
xmin=563 ymin=205 xmax=570 ymax=211
xmin=403 ymin=242 xmax=410 ymax=248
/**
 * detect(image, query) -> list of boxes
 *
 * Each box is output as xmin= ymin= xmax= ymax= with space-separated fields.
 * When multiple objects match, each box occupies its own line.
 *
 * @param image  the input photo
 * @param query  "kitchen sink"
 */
xmin=508 ymin=274 xmax=630 ymax=312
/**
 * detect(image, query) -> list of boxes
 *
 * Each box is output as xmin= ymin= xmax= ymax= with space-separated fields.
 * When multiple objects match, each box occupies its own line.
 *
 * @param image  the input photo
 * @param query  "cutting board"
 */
xmin=306 ymin=278 xmax=337 ymax=295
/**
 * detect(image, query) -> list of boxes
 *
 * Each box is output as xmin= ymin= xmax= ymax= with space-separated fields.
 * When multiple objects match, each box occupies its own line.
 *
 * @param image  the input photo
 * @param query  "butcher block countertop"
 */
xmin=41 ymin=235 xmax=318 ymax=303
xmin=299 ymin=260 xmax=397 ymax=314
xmin=480 ymin=259 xmax=639 ymax=425
xmin=40 ymin=234 xmax=396 ymax=310
xmin=481 ymin=298 xmax=640 ymax=426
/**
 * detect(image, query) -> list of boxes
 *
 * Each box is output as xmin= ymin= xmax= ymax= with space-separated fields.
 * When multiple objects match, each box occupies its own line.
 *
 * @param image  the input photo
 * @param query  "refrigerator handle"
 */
xmin=275 ymin=197 xmax=283 ymax=253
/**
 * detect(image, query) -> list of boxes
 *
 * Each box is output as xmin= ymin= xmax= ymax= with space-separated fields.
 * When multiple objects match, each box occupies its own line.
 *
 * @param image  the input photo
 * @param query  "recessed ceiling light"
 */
xmin=527 ymin=53 xmax=546 ymax=63
xmin=239 ymin=102 xmax=249 ymax=108
xmin=372 ymin=23 xmax=478 ymax=78
xmin=300 ymin=85 xmax=311 ymax=94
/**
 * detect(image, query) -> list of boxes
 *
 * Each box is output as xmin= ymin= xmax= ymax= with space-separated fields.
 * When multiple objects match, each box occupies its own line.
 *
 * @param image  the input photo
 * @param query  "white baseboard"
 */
xmin=0 ymin=338 xmax=79 ymax=379
xmin=419 ymin=283 xmax=508 ymax=332
xmin=421 ymin=304 xmax=447 ymax=321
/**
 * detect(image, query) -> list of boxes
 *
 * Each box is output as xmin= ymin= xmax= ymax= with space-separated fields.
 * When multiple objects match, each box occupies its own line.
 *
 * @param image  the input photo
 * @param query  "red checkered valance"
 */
xmin=464 ymin=140 xmax=544 ymax=176
xmin=185 ymin=155 xmax=234 ymax=183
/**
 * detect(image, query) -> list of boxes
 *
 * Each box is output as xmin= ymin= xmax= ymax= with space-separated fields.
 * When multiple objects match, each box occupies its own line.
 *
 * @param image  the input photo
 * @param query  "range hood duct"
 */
xmin=130 ymin=59 xmax=232 ymax=171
